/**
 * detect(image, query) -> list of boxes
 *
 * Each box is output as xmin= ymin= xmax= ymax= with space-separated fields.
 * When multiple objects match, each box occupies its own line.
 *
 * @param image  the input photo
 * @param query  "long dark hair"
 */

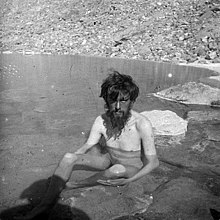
xmin=100 ymin=70 xmax=139 ymax=104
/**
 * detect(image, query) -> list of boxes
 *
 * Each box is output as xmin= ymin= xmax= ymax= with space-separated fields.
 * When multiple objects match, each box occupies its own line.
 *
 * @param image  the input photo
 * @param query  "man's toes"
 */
xmin=66 ymin=181 xmax=78 ymax=188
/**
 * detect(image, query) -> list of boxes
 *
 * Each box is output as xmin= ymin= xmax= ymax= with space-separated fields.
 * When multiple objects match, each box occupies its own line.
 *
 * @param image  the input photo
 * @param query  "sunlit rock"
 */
xmin=141 ymin=110 xmax=188 ymax=136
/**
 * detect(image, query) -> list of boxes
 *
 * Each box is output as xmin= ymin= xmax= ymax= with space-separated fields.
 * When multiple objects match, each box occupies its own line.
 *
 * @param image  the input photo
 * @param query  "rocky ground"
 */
xmin=0 ymin=0 xmax=220 ymax=63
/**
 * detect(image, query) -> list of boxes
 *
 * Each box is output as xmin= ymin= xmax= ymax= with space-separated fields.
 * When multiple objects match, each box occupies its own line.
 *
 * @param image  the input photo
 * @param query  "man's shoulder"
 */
xmin=94 ymin=115 xmax=104 ymax=124
xmin=90 ymin=115 xmax=106 ymax=135
xmin=131 ymin=110 xmax=152 ymax=129
xmin=131 ymin=110 xmax=150 ymax=122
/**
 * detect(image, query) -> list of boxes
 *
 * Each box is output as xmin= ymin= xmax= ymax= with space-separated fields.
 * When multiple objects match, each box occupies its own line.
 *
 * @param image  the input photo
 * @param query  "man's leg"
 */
xmin=66 ymin=164 xmax=139 ymax=189
xmin=15 ymin=151 xmax=111 ymax=220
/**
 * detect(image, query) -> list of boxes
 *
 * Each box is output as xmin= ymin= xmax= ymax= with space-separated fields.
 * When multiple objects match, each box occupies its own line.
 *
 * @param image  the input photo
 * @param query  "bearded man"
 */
xmin=15 ymin=70 xmax=159 ymax=220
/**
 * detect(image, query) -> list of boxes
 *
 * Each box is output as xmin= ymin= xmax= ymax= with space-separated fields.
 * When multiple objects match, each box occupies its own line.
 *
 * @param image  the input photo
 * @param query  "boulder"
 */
xmin=153 ymin=82 xmax=220 ymax=106
xmin=141 ymin=110 xmax=188 ymax=136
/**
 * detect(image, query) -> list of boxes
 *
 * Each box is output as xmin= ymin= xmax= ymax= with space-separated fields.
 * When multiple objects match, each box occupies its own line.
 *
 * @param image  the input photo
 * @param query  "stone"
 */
xmin=56 ymin=182 xmax=153 ymax=220
xmin=141 ymin=110 xmax=188 ymax=136
xmin=154 ymin=82 xmax=220 ymax=106
xmin=148 ymin=177 xmax=220 ymax=220
xmin=205 ymin=124 xmax=220 ymax=142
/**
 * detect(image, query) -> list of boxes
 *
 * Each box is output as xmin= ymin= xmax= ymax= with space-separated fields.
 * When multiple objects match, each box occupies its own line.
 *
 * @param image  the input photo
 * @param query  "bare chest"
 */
xmin=104 ymin=124 xmax=141 ymax=151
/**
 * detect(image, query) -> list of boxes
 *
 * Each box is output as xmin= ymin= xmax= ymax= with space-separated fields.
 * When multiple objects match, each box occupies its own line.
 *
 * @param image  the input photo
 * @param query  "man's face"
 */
xmin=107 ymin=92 xmax=132 ymax=118
xmin=103 ymin=91 xmax=133 ymax=139
xmin=106 ymin=92 xmax=133 ymax=134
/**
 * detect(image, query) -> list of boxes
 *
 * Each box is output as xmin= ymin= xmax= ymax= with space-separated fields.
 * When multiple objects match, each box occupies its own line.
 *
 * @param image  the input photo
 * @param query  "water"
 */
xmin=0 ymin=53 xmax=217 ymax=134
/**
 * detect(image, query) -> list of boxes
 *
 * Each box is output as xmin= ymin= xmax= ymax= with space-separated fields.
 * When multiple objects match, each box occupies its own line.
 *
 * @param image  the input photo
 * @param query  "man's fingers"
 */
xmin=97 ymin=179 xmax=111 ymax=185
xmin=108 ymin=178 xmax=124 ymax=183
xmin=97 ymin=179 xmax=126 ymax=186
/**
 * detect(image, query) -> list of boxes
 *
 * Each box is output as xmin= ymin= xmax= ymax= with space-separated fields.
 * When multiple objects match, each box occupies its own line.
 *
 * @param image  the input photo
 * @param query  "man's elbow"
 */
xmin=153 ymin=157 xmax=159 ymax=169
xmin=146 ymin=155 xmax=159 ymax=170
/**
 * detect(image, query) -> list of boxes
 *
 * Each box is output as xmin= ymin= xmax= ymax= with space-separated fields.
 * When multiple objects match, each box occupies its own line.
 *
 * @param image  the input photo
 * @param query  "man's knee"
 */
xmin=105 ymin=164 xmax=126 ymax=178
xmin=87 ymin=144 xmax=102 ymax=156
xmin=109 ymin=164 xmax=126 ymax=174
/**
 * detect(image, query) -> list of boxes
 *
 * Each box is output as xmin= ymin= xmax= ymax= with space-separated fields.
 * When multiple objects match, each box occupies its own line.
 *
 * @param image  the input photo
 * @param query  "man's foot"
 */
xmin=14 ymin=204 xmax=50 ymax=220
xmin=65 ymin=179 xmax=99 ymax=189
xmin=65 ymin=181 xmax=83 ymax=189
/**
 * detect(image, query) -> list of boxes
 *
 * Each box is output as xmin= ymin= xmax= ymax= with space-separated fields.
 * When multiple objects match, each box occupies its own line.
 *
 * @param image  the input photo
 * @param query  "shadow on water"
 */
xmin=0 ymin=177 xmax=91 ymax=220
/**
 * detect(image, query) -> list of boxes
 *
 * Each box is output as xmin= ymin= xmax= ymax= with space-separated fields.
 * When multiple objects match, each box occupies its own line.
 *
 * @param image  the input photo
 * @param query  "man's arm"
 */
xmin=74 ymin=116 xmax=103 ymax=154
xmin=128 ymin=116 xmax=159 ymax=182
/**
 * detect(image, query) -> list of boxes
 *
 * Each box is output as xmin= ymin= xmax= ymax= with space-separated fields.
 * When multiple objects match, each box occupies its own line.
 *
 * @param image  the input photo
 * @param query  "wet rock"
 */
xmin=155 ymin=134 xmax=185 ymax=149
xmin=154 ymin=82 xmax=220 ymax=106
xmin=57 ymin=182 xmax=153 ymax=220
xmin=156 ymin=114 xmax=220 ymax=176
xmin=191 ymin=139 xmax=211 ymax=153
xmin=148 ymin=177 xmax=220 ymax=220
xmin=187 ymin=110 xmax=220 ymax=122
xmin=205 ymin=124 xmax=220 ymax=142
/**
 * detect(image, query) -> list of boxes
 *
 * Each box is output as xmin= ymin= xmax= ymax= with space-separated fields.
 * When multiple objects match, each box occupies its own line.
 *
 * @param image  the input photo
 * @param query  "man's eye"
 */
xmin=121 ymin=99 xmax=129 ymax=103
xmin=109 ymin=99 xmax=116 ymax=104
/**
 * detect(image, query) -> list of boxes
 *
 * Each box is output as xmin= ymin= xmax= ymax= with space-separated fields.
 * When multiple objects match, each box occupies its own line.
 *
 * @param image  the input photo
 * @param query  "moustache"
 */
xmin=113 ymin=110 xmax=124 ymax=113
xmin=112 ymin=110 xmax=125 ymax=116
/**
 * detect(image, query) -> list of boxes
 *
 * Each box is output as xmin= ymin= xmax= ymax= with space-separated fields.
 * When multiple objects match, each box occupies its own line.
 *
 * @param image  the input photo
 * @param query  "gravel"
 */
xmin=0 ymin=0 xmax=220 ymax=63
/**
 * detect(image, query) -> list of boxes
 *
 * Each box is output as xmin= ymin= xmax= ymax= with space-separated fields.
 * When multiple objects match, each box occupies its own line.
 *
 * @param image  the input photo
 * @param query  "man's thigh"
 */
xmin=75 ymin=153 xmax=111 ymax=171
xmin=86 ymin=144 xmax=103 ymax=156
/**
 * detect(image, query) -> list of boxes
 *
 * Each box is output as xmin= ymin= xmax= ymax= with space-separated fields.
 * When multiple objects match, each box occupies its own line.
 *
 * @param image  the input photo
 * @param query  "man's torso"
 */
xmin=100 ymin=110 xmax=146 ymax=152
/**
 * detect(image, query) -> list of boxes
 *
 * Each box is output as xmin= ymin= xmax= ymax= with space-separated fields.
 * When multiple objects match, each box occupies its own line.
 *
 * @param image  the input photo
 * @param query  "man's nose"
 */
xmin=115 ymin=101 xmax=121 ymax=110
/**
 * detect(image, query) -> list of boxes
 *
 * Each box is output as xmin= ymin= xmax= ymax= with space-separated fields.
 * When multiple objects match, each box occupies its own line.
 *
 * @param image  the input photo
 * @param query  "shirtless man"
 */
xmin=15 ymin=71 xmax=159 ymax=219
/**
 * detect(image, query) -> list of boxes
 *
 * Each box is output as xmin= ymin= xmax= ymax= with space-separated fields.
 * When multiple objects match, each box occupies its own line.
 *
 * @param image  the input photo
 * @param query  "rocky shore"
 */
xmin=0 ymin=0 xmax=220 ymax=63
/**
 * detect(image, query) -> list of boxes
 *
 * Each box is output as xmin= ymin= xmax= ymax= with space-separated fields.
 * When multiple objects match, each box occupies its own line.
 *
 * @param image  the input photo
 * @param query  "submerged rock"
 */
xmin=153 ymin=82 xmax=220 ymax=106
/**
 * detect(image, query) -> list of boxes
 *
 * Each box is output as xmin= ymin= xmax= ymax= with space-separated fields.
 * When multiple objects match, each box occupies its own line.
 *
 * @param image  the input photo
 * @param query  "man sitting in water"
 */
xmin=16 ymin=70 xmax=159 ymax=219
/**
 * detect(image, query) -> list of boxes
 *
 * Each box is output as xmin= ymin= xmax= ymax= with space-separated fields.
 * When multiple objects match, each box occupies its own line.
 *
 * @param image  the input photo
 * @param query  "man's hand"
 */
xmin=97 ymin=178 xmax=130 ymax=186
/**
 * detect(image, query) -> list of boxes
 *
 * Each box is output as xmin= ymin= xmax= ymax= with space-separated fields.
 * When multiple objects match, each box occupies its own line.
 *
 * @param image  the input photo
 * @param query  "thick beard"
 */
xmin=103 ymin=108 xmax=131 ymax=140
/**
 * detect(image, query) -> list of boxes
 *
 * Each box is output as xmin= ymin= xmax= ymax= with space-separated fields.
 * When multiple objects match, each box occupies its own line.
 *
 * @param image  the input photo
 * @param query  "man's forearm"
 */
xmin=74 ymin=144 xmax=91 ymax=155
xmin=129 ymin=158 xmax=159 ymax=182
